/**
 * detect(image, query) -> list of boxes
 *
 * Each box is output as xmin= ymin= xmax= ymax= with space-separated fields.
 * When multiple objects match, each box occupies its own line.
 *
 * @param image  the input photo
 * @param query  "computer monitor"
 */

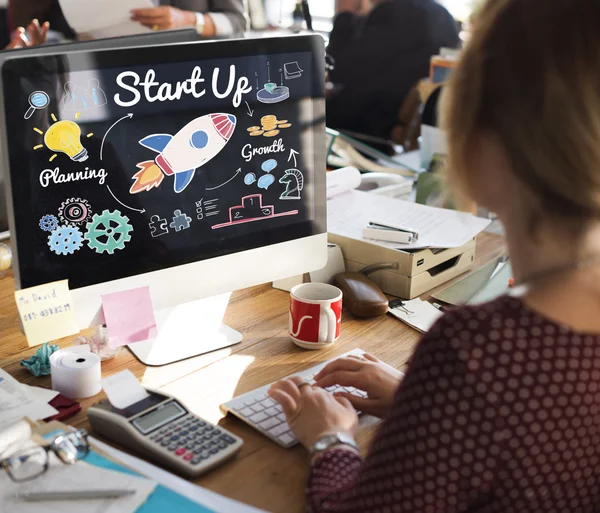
xmin=1 ymin=34 xmax=327 ymax=365
xmin=0 ymin=29 xmax=202 ymax=238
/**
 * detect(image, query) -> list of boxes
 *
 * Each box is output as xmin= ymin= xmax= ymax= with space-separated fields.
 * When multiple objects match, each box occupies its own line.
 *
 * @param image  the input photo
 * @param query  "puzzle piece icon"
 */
xmin=149 ymin=215 xmax=169 ymax=237
xmin=170 ymin=210 xmax=192 ymax=232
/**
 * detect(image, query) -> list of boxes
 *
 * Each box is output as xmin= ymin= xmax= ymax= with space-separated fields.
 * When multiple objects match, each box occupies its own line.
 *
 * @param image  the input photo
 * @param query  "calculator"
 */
xmin=88 ymin=389 xmax=243 ymax=478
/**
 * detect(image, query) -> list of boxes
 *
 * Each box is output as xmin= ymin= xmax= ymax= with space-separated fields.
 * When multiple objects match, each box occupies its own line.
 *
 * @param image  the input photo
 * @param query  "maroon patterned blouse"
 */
xmin=308 ymin=295 xmax=600 ymax=512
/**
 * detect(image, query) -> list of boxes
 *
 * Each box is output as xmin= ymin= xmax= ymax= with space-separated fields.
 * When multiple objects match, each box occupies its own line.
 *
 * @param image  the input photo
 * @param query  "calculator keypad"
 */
xmin=150 ymin=415 xmax=238 ymax=466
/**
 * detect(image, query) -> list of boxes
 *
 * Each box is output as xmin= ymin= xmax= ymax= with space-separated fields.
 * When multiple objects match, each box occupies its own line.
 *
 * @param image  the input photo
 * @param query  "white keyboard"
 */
xmin=220 ymin=349 xmax=368 ymax=448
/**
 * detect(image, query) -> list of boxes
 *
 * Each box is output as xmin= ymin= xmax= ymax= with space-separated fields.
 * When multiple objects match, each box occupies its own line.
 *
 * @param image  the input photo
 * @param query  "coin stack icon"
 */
xmin=247 ymin=115 xmax=293 ymax=138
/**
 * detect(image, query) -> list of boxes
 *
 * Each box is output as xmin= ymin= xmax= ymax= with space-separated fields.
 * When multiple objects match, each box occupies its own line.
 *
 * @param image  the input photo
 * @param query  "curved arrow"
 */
xmin=206 ymin=168 xmax=241 ymax=191
xmin=100 ymin=113 xmax=133 ymax=160
xmin=288 ymin=148 xmax=300 ymax=167
xmin=106 ymin=185 xmax=146 ymax=214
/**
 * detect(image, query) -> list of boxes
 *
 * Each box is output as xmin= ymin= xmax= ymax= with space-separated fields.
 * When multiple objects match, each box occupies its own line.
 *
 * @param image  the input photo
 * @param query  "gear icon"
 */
xmin=48 ymin=225 xmax=83 ymax=255
xmin=58 ymin=198 xmax=93 ymax=226
xmin=85 ymin=209 xmax=133 ymax=254
xmin=39 ymin=214 xmax=59 ymax=232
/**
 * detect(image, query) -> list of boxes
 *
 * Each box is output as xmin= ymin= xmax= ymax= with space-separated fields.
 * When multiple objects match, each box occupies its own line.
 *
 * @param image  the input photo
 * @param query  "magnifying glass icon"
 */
xmin=24 ymin=91 xmax=50 ymax=120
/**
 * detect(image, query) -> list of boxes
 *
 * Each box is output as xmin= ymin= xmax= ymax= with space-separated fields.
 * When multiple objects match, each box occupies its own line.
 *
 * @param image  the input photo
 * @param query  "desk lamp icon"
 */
xmin=44 ymin=120 xmax=89 ymax=162
xmin=24 ymin=91 xmax=50 ymax=119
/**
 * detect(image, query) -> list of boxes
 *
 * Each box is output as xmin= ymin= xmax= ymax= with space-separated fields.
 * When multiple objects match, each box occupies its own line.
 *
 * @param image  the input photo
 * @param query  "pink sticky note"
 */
xmin=102 ymin=286 xmax=158 ymax=348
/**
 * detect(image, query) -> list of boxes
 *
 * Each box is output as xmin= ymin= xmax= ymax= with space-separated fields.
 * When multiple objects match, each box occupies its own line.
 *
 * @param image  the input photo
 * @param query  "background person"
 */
xmin=271 ymin=0 xmax=600 ymax=511
xmin=326 ymin=0 xmax=459 ymax=140
xmin=130 ymin=0 xmax=247 ymax=38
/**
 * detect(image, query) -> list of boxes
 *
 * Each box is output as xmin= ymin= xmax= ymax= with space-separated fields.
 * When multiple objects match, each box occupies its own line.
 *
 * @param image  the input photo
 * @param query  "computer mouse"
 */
xmin=333 ymin=272 xmax=388 ymax=318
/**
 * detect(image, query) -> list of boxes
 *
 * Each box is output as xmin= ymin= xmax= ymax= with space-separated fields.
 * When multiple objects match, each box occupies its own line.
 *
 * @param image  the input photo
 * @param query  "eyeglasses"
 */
xmin=0 ymin=429 xmax=90 ymax=482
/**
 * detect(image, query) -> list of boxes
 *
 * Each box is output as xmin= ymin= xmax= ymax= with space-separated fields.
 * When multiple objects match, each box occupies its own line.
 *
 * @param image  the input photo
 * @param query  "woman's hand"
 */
xmin=130 ymin=6 xmax=196 ymax=30
xmin=6 ymin=19 xmax=49 ymax=50
xmin=268 ymin=376 xmax=358 ymax=449
xmin=315 ymin=353 xmax=403 ymax=418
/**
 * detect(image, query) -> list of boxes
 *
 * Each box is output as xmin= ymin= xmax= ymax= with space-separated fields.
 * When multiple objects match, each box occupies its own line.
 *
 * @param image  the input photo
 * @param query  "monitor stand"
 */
xmin=126 ymin=294 xmax=243 ymax=367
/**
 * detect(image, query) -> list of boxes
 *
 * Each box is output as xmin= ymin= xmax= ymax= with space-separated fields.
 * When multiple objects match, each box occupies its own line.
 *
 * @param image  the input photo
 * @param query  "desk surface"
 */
xmin=0 ymin=233 xmax=504 ymax=513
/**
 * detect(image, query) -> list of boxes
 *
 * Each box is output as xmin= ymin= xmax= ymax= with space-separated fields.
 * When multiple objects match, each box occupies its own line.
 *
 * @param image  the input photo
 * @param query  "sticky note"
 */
xmin=14 ymin=280 xmax=79 ymax=347
xmin=102 ymin=286 xmax=157 ymax=348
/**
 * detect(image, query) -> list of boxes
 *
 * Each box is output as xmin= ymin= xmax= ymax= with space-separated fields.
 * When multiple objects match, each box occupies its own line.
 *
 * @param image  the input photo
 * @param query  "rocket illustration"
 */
xmin=130 ymin=113 xmax=237 ymax=194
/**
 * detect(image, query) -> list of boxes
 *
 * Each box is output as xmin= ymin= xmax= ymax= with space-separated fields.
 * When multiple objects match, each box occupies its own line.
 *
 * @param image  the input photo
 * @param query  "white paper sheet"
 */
xmin=0 ymin=460 xmax=156 ymax=513
xmin=91 ymin=437 xmax=269 ymax=513
xmin=101 ymin=370 xmax=150 ymax=410
xmin=328 ymin=190 xmax=490 ymax=250
xmin=58 ymin=0 xmax=153 ymax=37
xmin=0 ymin=369 xmax=58 ymax=431
xmin=388 ymin=299 xmax=444 ymax=334
xmin=326 ymin=167 xmax=362 ymax=199
xmin=25 ymin=386 xmax=60 ymax=404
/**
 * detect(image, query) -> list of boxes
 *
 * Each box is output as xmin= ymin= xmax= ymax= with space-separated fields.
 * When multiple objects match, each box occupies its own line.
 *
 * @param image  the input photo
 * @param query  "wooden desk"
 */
xmin=0 ymin=233 xmax=504 ymax=513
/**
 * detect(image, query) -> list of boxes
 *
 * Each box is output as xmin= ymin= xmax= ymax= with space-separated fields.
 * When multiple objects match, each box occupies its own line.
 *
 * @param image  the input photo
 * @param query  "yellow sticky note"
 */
xmin=14 ymin=280 xmax=79 ymax=347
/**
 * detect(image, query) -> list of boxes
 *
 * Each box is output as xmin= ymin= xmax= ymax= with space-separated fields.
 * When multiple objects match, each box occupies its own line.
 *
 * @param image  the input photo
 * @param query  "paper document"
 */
xmin=101 ymin=370 xmax=150 ymax=410
xmin=59 ymin=0 xmax=153 ymax=38
xmin=328 ymin=190 xmax=490 ymax=249
xmin=0 ymin=369 xmax=58 ymax=431
xmin=14 ymin=280 xmax=79 ymax=347
xmin=0 ymin=460 xmax=156 ymax=513
xmin=91 ymin=437 xmax=269 ymax=513
xmin=102 ymin=286 xmax=158 ymax=348
xmin=388 ymin=299 xmax=443 ymax=333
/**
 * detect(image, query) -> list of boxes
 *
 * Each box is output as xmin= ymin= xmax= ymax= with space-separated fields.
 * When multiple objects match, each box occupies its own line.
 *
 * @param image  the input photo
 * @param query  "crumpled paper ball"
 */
xmin=74 ymin=326 xmax=121 ymax=361
xmin=20 ymin=342 xmax=59 ymax=377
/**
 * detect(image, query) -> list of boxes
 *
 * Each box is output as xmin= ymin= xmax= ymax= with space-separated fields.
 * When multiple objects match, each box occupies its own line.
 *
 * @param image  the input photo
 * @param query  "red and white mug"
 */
xmin=289 ymin=283 xmax=343 ymax=349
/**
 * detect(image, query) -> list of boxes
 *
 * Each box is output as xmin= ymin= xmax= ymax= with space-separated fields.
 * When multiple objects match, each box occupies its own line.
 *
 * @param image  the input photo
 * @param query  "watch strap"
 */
xmin=195 ymin=12 xmax=205 ymax=34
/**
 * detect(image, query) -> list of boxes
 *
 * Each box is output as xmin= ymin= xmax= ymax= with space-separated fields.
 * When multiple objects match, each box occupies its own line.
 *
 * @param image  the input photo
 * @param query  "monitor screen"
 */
xmin=2 ymin=36 xmax=326 ymax=290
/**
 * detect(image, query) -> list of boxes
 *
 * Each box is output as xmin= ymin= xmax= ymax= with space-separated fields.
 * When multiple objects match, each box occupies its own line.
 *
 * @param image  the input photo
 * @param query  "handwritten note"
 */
xmin=102 ymin=286 xmax=157 ymax=348
xmin=14 ymin=280 xmax=79 ymax=347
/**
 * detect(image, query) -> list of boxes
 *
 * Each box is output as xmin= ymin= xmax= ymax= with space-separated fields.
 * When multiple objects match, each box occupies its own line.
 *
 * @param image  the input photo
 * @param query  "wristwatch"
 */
xmin=195 ymin=12 xmax=205 ymax=35
xmin=310 ymin=432 xmax=359 ymax=457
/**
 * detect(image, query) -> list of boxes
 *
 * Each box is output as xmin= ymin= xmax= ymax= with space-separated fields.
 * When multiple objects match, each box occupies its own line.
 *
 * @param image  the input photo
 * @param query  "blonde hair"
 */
xmin=441 ymin=0 xmax=600 ymax=219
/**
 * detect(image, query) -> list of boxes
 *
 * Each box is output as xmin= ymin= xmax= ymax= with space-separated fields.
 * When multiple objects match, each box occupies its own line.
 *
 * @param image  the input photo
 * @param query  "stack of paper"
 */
xmin=388 ymin=299 xmax=443 ymax=333
xmin=58 ymin=0 xmax=153 ymax=39
xmin=0 ymin=369 xmax=58 ymax=431
xmin=328 ymin=190 xmax=490 ymax=250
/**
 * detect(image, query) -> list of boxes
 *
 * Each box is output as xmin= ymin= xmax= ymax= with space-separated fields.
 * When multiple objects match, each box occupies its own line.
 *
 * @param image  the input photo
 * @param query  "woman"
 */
xmin=269 ymin=0 xmax=600 ymax=511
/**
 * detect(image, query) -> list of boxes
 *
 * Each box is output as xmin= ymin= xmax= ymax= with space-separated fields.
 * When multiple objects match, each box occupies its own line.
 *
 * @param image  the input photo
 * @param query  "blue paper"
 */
xmin=86 ymin=451 xmax=216 ymax=513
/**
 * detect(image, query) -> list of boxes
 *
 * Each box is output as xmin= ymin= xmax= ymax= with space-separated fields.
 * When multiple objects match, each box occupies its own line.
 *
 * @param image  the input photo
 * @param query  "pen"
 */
xmin=16 ymin=489 xmax=136 ymax=502
xmin=432 ymin=302 xmax=447 ymax=312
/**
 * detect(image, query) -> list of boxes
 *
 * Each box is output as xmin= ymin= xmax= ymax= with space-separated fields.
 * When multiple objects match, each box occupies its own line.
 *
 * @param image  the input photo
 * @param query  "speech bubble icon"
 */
xmin=261 ymin=159 xmax=278 ymax=173
xmin=244 ymin=172 xmax=257 ymax=185
xmin=258 ymin=174 xmax=275 ymax=190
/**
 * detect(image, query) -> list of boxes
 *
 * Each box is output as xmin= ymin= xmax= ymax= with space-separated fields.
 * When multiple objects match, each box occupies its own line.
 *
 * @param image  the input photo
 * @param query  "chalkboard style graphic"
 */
xmin=39 ymin=214 xmax=59 ymax=232
xmin=84 ymin=210 xmax=133 ymax=254
xmin=149 ymin=215 xmax=169 ymax=237
xmin=212 ymin=194 xmax=298 ymax=230
xmin=24 ymin=91 xmax=50 ymax=120
xmin=204 ymin=199 xmax=220 ymax=217
xmin=279 ymin=169 xmax=304 ymax=200
xmin=257 ymin=174 xmax=275 ymax=190
xmin=58 ymin=198 xmax=93 ymax=226
xmin=61 ymin=80 xmax=107 ymax=111
xmin=284 ymin=62 xmax=303 ymax=81
xmin=42 ymin=120 xmax=89 ymax=162
xmin=244 ymin=172 xmax=256 ymax=185
xmin=257 ymin=84 xmax=290 ymax=104
xmin=130 ymin=113 xmax=237 ymax=194
xmin=248 ymin=116 xmax=292 ymax=138
xmin=47 ymin=225 xmax=84 ymax=255
xmin=261 ymin=159 xmax=278 ymax=172
xmin=170 ymin=210 xmax=193 ymax=232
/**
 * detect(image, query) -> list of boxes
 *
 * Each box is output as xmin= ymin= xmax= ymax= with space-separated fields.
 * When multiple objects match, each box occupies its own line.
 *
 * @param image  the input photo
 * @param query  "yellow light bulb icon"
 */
xmin=44 ymin=120 xmax=89 ymax=162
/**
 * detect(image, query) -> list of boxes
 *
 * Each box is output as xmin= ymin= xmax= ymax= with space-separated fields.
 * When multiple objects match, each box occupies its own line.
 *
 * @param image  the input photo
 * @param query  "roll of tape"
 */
xmin=50 ymin=345 xmax=102 ymax=399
